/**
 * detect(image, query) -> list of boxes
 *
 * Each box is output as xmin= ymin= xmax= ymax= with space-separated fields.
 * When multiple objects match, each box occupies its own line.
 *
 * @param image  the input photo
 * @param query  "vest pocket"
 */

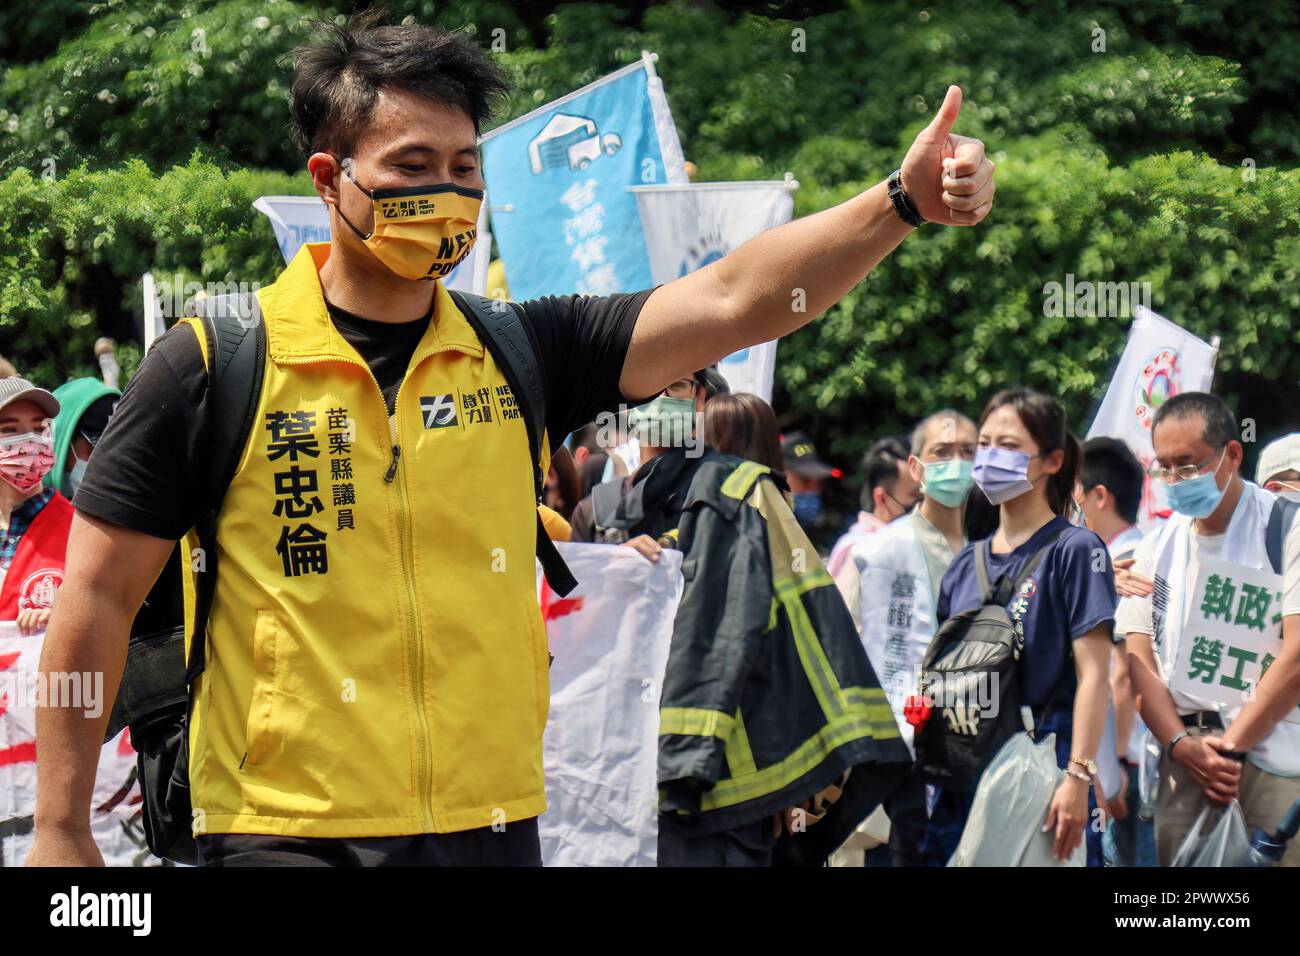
xmin=243 ymin=609 xmax=279 ymax=767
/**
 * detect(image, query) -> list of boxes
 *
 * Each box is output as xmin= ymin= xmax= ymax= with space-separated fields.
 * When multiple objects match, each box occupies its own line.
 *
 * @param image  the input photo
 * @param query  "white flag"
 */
xmin=1087 ymin=305 xmax=1218 ymax=531
xmin=538 ymin=543 xmax=682 ymax=867
xmin=630 ymin=180 xmax=796 ymax=401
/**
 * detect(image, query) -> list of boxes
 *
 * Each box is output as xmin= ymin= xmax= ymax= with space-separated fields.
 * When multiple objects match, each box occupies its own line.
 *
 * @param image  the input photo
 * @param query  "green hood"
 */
xmin=47 ymin=377 xmax=121 ymax=496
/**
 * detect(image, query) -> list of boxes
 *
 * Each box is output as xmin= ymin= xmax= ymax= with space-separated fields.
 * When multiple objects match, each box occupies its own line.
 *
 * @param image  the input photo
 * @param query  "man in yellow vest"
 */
xmin=29 ymin=9 xmax=995 ymax=866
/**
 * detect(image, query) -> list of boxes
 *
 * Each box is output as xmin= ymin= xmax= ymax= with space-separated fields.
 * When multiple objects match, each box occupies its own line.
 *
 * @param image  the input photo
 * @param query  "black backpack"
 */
xmin=914 ymin=528 xmax=1065 ymax=792
xmin=103 ymin=289 xmax=576 ymax=865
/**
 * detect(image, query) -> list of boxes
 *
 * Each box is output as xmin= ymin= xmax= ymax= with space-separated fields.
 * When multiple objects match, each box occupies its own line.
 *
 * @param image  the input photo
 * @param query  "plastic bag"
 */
xmin=1171 ymin=801 xmax=1251 ymax=867
xmin=949 ymin=732 xmax=1085 ymax=867
xmin=1137 ymin=728 xmax=1160 ymax=822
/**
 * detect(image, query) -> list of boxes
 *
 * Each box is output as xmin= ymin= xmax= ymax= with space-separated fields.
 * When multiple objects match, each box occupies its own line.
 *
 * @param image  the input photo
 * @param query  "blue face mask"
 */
xmin=792 ymin=492 xmax=823 ymax=525
xmin=972 ymin=446 xmax=1036 ymax=505
xmin=67 ymin=456 xmax=88 ymax=497
xmin=1164 ymin=449 xmax=1227 ymax=518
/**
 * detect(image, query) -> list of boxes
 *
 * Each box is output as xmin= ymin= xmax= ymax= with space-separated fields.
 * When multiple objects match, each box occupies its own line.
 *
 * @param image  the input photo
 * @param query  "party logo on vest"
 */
xmin=18 ymin=568 xmax=63 ymax=611
xmin=420 ymin=394 xmax=458 ymax=429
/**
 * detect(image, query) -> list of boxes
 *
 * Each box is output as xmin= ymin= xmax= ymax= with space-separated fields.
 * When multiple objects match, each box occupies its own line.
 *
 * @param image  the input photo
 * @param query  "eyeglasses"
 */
xmin=1147 ymin=448 xmax=1224 ymax=484
xmin=923 ymin=443 xmax=977 ymax=462
xmin=662 ymin=379 xmax=697 ymax=400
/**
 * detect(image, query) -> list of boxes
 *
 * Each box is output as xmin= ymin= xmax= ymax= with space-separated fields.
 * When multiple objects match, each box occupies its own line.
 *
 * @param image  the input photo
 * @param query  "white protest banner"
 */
xmin=252 ymin=194 xmax=492 ymax=294
xmin=1087 ymin=305 xmax=1218 ymax=531
xmin=629 ymin=178 xmax=797 ymax=402
xmin=538 ymin=543 xmax=682 ymax=867
xmin=1170 ymin=557 xmax=1297 ymax=722
xmin=0 ymin=623 xmax=158 ymax=866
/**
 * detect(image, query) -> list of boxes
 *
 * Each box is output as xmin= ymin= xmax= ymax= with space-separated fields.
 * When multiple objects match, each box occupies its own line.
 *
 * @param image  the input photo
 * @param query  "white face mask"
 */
xmin=67 ymin=455 xmax=89 ymax=497
xmin=1275 ymin=482 xmax=1300 ymax=504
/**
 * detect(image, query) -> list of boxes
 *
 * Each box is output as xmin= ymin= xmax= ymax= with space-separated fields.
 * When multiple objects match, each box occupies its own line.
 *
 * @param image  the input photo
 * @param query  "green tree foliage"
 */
xmin=1 ymin=0 xmax=1297 ymax=482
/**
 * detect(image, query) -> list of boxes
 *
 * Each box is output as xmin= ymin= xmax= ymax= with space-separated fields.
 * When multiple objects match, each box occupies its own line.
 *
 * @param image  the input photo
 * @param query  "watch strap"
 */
xmin=887 ymin=169 xmax=926 ymax=227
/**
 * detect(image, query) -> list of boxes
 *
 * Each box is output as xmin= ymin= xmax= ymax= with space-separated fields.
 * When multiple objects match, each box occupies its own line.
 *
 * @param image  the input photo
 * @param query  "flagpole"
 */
xmin=1208 ymin=333 xmax=1221 ymax=389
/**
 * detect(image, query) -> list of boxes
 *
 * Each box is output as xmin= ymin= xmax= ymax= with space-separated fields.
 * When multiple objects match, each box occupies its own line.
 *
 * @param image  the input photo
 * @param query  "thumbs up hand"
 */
xmin=899 ymin=85 xmax=995 ymax=226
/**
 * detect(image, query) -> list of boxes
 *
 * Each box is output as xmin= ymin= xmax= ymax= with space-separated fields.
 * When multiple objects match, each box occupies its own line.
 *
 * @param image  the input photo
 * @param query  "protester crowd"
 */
xmin=6 ymin=11 xmax=1297 ymax=871
xmin=527 ymin=366 xmax=1300 ymax=867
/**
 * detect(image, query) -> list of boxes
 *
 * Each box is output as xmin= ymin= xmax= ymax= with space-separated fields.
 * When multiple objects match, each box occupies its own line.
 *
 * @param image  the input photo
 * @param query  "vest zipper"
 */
xmin=277 ymin=349 xmax=447 ymax=830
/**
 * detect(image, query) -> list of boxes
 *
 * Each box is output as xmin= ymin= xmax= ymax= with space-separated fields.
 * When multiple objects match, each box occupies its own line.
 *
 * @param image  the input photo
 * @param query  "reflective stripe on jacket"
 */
xmin=658 ymin=454 xmax=912 ymax=860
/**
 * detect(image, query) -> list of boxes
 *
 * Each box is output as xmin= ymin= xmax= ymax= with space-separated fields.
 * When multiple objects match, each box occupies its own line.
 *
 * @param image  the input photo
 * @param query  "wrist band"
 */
xmin=1064 ymin=767 xmax=1092 ymax=785
xmin=887 ymin=169 xmax=926 ymax=227
xmin=1166 ymin=730 xmax=1191 ymax=756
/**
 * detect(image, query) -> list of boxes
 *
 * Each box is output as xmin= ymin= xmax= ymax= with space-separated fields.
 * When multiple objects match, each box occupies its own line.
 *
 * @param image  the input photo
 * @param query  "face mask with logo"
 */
xmin=1164 ymin=449 xmax=1227 ymax=519
xmin=628 ymin=396 xmax=695 ymax=448
xmin=0 ymin=430 xmax=55 ymax=493
xmin=793 ymin=492 xmax=823 ymax=525
xmin=336 ymin=165 xmax=482 ymax=282
xmin=920 ymin=458 xmax=974 ymax=508
xmin=972 ymin=445 xmax=1036 ymax=505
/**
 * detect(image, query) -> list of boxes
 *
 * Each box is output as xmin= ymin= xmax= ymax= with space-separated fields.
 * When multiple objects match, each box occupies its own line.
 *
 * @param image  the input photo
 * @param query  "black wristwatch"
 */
xmin=887 ymin=168 xmax=926 ymax=227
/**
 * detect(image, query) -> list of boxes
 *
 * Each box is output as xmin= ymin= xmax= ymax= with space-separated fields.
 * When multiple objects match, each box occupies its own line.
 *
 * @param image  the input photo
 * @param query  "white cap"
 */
xmin=1256 ymin=433 xmax=1300 ymax=486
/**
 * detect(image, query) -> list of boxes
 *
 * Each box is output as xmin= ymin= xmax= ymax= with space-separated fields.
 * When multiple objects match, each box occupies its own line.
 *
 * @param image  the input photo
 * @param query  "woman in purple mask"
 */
xmin=920 ymin=388 xmax=1117 ymax=866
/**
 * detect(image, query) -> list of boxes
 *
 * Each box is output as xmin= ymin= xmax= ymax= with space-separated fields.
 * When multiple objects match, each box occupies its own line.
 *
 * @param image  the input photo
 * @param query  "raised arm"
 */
xmin=25 ymin=513 xmax=175 ymax=867
xmin=620 ymin=85 xmax=995 ymax=399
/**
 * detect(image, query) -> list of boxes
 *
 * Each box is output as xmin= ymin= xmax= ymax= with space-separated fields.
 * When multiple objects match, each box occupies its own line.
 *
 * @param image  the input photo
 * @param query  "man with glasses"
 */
xmin=1118 ymin=392 xmax=1300 ymax=865
xmin=569 ymin=367 xmax=727 ymax=546
xmin=831 ymin=410 xmax=976 ymax=866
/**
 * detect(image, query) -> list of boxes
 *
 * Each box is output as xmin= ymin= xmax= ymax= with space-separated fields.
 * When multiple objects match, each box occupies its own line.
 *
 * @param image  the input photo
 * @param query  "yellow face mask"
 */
xmin=337 ymin=168 xmax=482 ymax=282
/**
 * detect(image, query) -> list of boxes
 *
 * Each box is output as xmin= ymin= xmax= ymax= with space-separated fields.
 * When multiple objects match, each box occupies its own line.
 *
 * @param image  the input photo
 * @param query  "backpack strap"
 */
xmin=186 ymin=293 xmax=265 ymax=685
xmin=448 ymin=289 xmax=577 ymax=596
xmin=1266 ymin=496 xmax=1299 ymax=576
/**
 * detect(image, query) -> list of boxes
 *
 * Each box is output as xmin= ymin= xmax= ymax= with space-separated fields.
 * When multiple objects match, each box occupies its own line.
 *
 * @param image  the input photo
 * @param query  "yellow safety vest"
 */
xmin=178 ymin=243 xmax=550 ymax=837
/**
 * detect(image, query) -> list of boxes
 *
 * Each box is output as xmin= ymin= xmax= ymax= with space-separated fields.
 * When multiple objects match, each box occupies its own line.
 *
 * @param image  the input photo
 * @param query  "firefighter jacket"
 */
xmin=597 ymin=448 xmax=912 ymax=863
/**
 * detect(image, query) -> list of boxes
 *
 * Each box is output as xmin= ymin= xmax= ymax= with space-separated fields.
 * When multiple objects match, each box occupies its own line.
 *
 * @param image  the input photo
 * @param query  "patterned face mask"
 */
xmin=0 ymin=427 xmax=55 ymax=492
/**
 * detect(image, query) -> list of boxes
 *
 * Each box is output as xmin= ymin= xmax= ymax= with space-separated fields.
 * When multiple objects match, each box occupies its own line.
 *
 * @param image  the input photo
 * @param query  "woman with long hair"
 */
xmin=922 ymin=387 xmax=1117 ymax=866
xmin=700 ymin=392 xmax=784 ymax=473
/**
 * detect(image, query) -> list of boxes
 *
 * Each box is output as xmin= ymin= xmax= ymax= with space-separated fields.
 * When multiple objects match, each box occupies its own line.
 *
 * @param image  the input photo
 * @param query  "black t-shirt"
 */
xmin=326 ymin=299 xmax=432 ymax=417
xmin=74 ymin=290 xmax=655 ymax=541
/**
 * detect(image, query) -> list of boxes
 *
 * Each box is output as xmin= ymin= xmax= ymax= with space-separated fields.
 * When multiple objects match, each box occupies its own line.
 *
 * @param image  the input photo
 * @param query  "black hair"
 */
xmin=979 ymin=387 xmax=1080 ymax=517
xmin=1151 ymin=391 xmax=1237 ymax=450
xmin=1081 ymin=436 xmax=1144 ymax=525
xmin=289 ymin=7 xmax=510 ymax=158
xmin=859 ymin=436 xmax=908 ymax=511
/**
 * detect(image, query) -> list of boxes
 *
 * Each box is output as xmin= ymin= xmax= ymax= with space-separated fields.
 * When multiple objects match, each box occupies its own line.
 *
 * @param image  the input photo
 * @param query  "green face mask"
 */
xmin=921 ymin=458 xmax=974 ymax=508
xmin=629 ymin=396 xmax=695 ymax=448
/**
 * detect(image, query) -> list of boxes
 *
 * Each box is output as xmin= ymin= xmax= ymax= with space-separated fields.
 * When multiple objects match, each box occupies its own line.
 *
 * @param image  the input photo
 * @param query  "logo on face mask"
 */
xmin=336 ymin=165 xmax=482 ymax=282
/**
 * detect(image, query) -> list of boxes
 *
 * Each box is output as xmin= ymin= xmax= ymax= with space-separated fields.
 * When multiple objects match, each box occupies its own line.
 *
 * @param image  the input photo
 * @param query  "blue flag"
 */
xmin=481 ymin=56 xmax=686 ymax=299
